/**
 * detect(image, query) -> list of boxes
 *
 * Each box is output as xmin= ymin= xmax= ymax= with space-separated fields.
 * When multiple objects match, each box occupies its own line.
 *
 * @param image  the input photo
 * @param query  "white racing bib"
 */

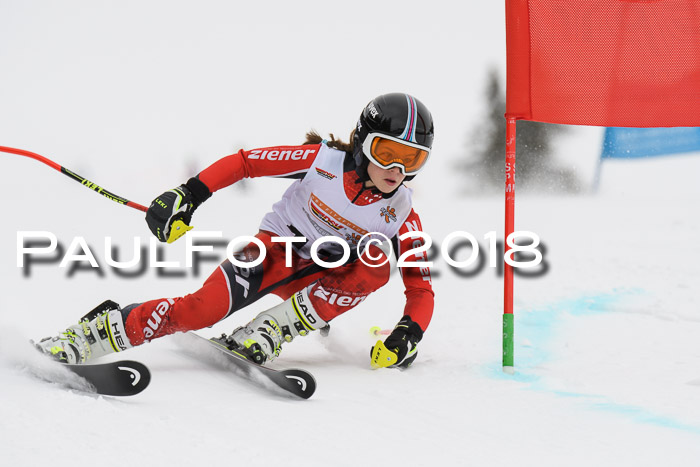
xmin=259 ymin=144 xmax=413 ymax=259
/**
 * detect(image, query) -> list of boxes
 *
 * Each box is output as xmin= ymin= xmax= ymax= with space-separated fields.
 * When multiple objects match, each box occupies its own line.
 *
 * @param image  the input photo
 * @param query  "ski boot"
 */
xmin=224 ymin=289 xmax=328 ymax=365
xmin=34 ymin=300 xmax=133 ymax=364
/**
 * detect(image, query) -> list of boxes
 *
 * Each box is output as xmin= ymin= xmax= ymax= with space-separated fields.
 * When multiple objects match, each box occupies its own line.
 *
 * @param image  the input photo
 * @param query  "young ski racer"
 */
xmin=36 ymin=93 xmax=435 ymax=370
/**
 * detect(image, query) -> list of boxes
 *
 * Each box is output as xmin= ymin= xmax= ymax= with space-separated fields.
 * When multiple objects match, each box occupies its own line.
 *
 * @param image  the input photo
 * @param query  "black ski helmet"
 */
xmin=353 ymin=93 xmax=434 ymax=182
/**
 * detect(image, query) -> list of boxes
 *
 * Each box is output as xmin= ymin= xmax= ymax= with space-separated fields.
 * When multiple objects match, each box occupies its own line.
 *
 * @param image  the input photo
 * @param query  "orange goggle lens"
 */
xmin=369 ymin=137 xmax=429 ymax=174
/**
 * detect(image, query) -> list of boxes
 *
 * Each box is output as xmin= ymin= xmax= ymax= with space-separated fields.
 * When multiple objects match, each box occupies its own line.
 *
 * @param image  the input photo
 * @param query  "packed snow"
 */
xmin=1 ymin=2 xmax=699 ymax=466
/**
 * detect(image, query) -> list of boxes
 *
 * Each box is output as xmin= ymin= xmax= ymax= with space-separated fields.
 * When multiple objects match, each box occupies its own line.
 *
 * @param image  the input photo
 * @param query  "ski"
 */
xmin=189 ymin=332 xmax=316 ymax=399
xmin=34 ymin=358 xmax=151 ymax=397
xmin=65 ymin=360 xmax=150 ymax=396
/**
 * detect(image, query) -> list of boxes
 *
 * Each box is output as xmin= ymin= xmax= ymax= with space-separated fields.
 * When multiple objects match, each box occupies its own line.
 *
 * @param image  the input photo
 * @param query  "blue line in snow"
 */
xmin=486 ymin=290 xmax=700 ymax=435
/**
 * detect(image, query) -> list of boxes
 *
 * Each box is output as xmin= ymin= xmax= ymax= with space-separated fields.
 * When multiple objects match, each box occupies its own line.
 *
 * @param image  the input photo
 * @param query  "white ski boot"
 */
xmin=226 ymin=289 xmax=328 ymax=365
xmin=35 ymin=300 xmax=133 ymax=364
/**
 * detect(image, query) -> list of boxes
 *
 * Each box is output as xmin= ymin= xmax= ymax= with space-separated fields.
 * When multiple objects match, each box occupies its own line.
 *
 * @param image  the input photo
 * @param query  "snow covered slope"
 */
xmin=2 ymin=153 xmax=699 ymax=466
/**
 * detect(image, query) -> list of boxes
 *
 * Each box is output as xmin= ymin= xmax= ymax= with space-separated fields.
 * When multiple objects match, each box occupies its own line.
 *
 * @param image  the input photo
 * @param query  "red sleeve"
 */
xmin=197 ymin=144 xmax=321 ymax=192
xmin=395 ymin=209 xmax=434 ymax=332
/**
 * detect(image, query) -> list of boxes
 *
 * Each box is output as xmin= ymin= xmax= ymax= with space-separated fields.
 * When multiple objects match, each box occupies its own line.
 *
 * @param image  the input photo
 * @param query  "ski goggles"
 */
xmin=362 ymin=133 xmax=431 ymax=176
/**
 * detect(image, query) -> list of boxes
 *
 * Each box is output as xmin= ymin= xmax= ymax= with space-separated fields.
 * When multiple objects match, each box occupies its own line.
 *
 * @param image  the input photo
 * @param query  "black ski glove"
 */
xmin=146 ymin=177 xmax=211 ymax=243
xmin=370 ymin=315 xmax=424 ymax=369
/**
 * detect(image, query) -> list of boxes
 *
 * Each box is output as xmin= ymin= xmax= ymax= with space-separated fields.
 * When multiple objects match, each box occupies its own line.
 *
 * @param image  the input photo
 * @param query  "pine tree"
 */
xmin=459 ymin=68 xmax=579 ymax=193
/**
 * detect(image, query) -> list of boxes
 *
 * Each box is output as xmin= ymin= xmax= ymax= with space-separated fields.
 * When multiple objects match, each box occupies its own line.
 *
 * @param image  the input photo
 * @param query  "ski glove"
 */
xmin=370 ymin=315 xmax=424 ymax=369
xmin=146 ymin=177 xmax=211 ymax=243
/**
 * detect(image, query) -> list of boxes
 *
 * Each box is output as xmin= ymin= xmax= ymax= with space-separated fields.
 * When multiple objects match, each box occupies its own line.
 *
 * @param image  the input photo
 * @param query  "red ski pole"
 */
xmin=1 ymin=145 xmax=147 ymax=212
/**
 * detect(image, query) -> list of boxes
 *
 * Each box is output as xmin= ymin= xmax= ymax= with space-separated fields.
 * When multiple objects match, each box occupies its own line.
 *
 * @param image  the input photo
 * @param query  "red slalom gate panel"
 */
xmin=506 ymin=0 xmax=700 ymax=127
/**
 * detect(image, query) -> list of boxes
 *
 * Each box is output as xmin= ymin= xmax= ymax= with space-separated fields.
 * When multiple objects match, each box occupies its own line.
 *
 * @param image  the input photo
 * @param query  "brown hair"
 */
xmin=303 ymin=130 xmax=355 ymax=153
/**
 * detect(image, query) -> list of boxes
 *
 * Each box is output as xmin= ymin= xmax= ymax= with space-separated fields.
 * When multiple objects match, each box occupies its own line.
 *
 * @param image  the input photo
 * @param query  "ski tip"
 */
xmin=68 ymin=360 xmax=151 ymax=397
xmin=281 ymin=369 xmax=316 ymax=399
xmin=115 ymin=360 xmax=151 ymax=395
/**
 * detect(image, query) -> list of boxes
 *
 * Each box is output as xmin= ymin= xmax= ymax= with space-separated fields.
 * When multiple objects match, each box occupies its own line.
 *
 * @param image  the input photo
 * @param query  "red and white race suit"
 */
xmin=122 ymin=143 xmax=434 ymax=346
